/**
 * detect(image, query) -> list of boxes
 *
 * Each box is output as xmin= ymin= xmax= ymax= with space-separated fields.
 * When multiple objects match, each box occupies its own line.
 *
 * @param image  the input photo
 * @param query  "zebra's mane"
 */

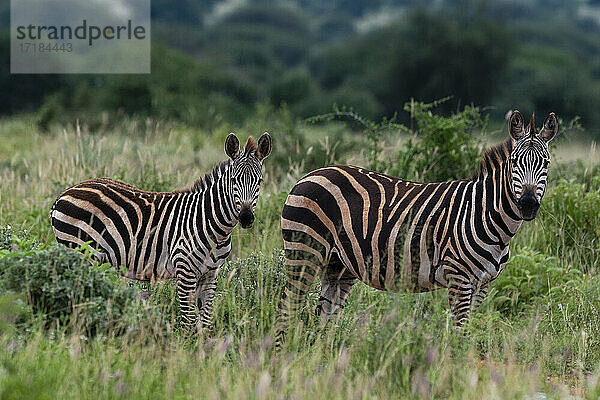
xmin=244 ymin=136 xmax=257 ymax=154
xmin=175 ymin=159 xmax=232 ymax=193
xmin=470 ymin=138 xmax=513 ymax=181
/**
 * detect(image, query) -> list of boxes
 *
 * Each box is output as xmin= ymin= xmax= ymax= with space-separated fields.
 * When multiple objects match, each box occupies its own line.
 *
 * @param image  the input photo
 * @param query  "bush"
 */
xmin=0 ymin=226 xmax=12 ymax=251
xmin=487 ymin=247 xmax=583 ymax=316
xmin=311 ymin=99 xmax=484 ymax=182
xmin=530 ymin=176 xmax=600 ymax=272
xmin=268 ymin=70 xmax=315 ymax=107
xmin=388 ymin=100 xmax=485 ymax=182
xmin=0 ymin=226 xmax=42 ymax=255
xmin=0 ymin=293 xmax=32 ymax=334
xmin=0 ymin=245 xmax=140 ymax=335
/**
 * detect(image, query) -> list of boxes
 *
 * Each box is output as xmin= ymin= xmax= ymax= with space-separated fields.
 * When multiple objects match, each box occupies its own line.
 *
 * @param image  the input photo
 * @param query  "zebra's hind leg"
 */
xmin=316 ymin=253 xmax=356 ymax=327
xmin=274 ymin=246 xmax=322 ymax=350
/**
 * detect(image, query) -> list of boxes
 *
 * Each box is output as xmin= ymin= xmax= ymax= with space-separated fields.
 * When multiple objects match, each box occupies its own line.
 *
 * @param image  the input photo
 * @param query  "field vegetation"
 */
xmin=1 ymin=101 xmax=600 ymax=399
xmin=2 ymin=1 xmax=600 ymax=398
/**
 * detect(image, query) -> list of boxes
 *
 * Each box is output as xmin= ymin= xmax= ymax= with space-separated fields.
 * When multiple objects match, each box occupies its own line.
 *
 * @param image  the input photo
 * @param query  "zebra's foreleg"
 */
xmin=196 ymin=269 xmax=218 ymax=331
xmin=175 ymin=264 xmax=200 ymax=332
xmin=471 ymin=282 xmax=489 ymax=312
xmin=196 ymin=239 xmax=231 ymax=331
xmin=447 ymin=274 xmax=474 ymax=328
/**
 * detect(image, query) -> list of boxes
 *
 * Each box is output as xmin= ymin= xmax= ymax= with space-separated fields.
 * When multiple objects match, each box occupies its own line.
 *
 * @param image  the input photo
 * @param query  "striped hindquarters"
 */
xmin=50 ymin=178 xmax=178 ymax=280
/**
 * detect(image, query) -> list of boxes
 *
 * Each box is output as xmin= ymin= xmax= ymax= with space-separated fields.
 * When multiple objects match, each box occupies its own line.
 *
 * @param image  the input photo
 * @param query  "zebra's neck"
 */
xmin=183 ymin=159 xmax=233 ymax=194
xmin=473 ymin=139 xmax=522 ymax=245
xmin=177 ymin=159 xmax=238 ymax=240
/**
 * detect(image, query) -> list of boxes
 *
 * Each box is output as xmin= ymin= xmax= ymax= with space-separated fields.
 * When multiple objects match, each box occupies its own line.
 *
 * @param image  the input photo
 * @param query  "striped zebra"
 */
xmin=51 ymin=132 xmax=271 ymax=331
xmin=275 ymin=111 xmax=557 ymax=346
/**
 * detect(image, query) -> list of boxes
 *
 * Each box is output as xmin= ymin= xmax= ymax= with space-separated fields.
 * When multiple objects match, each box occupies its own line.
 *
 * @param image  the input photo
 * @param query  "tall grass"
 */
xmin=1 ymin=115 xmax=600 ymax=398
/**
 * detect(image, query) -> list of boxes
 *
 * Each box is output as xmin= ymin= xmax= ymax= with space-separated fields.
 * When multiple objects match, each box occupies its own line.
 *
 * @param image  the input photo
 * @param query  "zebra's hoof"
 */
xmin=138 ymin=291 xmax=150 ymax=302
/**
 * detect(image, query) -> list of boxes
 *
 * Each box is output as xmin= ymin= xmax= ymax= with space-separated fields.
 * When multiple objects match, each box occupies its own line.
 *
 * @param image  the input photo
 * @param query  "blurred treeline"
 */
xmin=2 ymin=0 xmax=600 ymax=134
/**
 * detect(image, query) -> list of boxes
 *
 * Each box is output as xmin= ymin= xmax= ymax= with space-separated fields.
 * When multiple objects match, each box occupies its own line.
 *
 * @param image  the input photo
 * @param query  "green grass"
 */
xmin=1 ymin=115 xmax=600 ymax=398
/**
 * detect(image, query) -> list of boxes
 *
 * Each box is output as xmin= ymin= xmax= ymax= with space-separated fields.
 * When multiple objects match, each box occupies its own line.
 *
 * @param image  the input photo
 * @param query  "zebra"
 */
xmin=275 ymin=110 xmax=557 ymax=346
xmin=51 ymin=132 xmax=271 ymax=331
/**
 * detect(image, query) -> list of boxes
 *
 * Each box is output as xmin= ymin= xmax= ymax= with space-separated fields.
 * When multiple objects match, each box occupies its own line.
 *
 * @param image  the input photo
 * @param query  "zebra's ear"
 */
xmin=508 ymin=110 xmax=525 ymax=141
xmin=256 ymin=132 xmax=272 ymax=161
xmin=225 ymin=133 xmax=240 ymax=159
xmin=540 ymin=112 xmax=558 ymax=143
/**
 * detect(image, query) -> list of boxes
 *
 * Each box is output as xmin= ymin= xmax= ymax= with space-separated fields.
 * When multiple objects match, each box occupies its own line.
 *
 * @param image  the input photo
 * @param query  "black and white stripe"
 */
xmin=51 ymin=132 xmax=271 ymax=331
xmin=275 ymin=111 xmax=557 ymax=346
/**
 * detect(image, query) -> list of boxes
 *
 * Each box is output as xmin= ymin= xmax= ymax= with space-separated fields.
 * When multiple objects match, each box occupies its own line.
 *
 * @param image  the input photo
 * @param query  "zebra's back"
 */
xmin=50 ymin=178 xmax=178 ymax=280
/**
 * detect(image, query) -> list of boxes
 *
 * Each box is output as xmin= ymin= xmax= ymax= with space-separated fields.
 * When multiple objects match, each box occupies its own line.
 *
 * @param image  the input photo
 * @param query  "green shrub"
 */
xmin=0 ymin=293 xmax=32 ymax=334
xmin=392 ymin=100 xmax=484 ymax=182
xmin=0 ymin=226 xmax=12 ymax=251
xmin=310 ymin=99 xmax=484 ymax=182
xmin=0 ymin=226 xmax=43 ymax=255
xmin=0 ymin=245 xmax=139 ymax=335
xmin=268 ymin=70 xmax=315 ymax=107
xmin=329 ymin=84 xmax=383 ymax=120
xmin=530 ymin=176 xmax=600 ymax=272
xmin=487 ymin=247 xmax=583 ymax=316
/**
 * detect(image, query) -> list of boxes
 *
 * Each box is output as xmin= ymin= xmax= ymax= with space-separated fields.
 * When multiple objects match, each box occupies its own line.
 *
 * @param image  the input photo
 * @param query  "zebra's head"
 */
xmin=225 ymin=132 xmax=272 ymax=229
xmin=508 ymin=110 xmax=558 ymax=221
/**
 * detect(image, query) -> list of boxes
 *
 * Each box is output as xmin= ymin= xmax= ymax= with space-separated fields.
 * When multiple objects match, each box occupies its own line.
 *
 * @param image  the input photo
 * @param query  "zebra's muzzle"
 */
xmin=239 ymin=206 xmax=255 ymax=229
xmin=517 ymin=193 xmax=540 ymax=221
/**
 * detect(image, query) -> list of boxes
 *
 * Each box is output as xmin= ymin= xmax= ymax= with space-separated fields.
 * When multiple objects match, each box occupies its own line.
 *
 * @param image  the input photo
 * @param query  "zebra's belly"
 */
xmin=121 ymin=235 xmax=176 ymax=281
xmin=127 ymin=250 xmax=176 ymax=281
xmin=332 ymin=238 xmax=439 ymax=293
xmin=53 ymin=223 xmax=176 ymax=281
xmin=339 ymin=227 xmax=446 ymax=293
xmin=346 ymin=256 xmax=445 ymax=294
xmin=343 ymin=238 xmax=506 ymax=295
xmin=336 ymin=235 xmax=506 ymax=295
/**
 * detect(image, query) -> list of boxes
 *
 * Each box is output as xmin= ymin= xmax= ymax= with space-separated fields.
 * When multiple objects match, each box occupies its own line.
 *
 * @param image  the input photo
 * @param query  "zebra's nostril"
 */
xmin=518 ymin=195 xmax=538 ymax=209
xmin=239 ymin=207 xmax=254 ymax=228
xmin=517 ymin=194 xmax=540 ymax=221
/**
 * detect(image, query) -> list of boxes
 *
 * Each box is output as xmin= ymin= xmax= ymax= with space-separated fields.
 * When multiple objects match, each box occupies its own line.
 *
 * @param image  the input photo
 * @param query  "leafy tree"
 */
xmin=384 ymin=9 xmax=513 ymax=114
xmin=0 ymin=36 xmax=65 ymax=114
xmin=268 ymin=69 xmax=315 ymax=106
xmin=151 ymin=0 xmax=215 ymax=24
xmin=312 ymin=7 xmax=513 ymax=118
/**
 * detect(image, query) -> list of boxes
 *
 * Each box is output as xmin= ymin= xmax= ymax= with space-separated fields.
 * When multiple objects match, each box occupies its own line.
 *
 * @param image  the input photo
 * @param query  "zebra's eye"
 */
xmin=258 ymin=178 xmax=263 ymax=185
